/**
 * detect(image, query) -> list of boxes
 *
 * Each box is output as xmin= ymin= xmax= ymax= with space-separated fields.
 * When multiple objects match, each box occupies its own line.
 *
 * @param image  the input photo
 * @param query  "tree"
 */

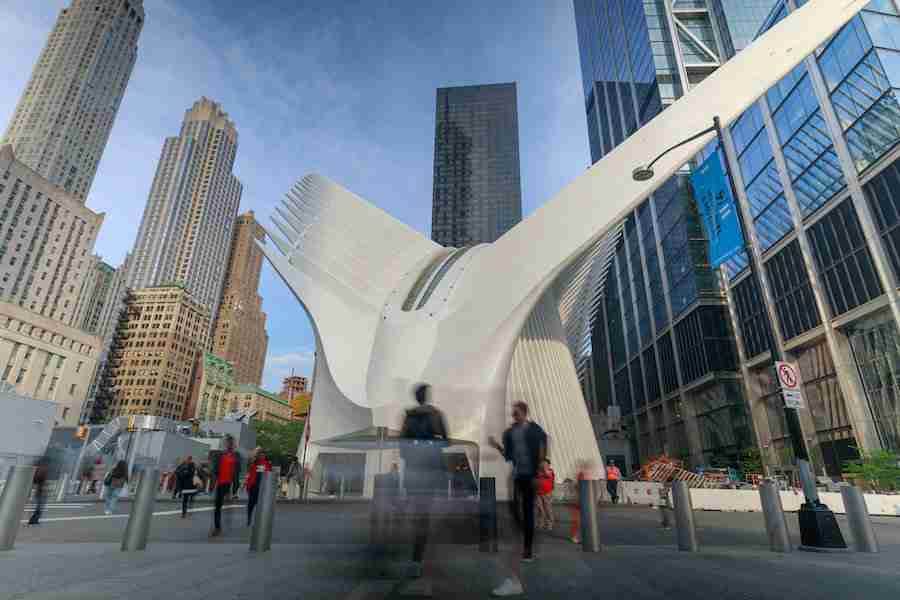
xmin=843 ymin=450 xmax=900 ymax=493
xmin=738 ymin=447 xmax=763 ymax=478
xmin=253 ymin=419 xmax=305 ymax=471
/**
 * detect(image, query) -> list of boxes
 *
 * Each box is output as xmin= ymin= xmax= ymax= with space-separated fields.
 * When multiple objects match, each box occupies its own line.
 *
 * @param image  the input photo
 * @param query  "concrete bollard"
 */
xmin=579 ymin=479 xmax=601 ymax=552
xmin=672 ymin=481 xmax=698 ymax=552
xmin=250 ymin=469 xmax=277 ymax=553
xmin=55 ymin=473 xmax=69 ymax=503
xmin=841 ymin=485 xmax=879 ymax=553
xmin=0 ymin=465 xmax=36 ymax=551
xmin=121 ymin=468 xmax=159 ymax=552
xmin=759 ymin=480 xmax=792 ymax=553
xmin=479 ymin=477 xmax=498 ymax=553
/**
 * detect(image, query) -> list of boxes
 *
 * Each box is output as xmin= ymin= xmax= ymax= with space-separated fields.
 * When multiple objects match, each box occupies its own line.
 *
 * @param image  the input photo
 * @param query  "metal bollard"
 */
xmin=250 ymin=469 xmax=277 ymax=552
xmin=55 ymin=473 xmax=69 ymax=503
xmin=0 ymin=466 xmax=36 ymax=551
xmin=121 ymin=468 xmax=159 ymax=552
xmin=370 ymin=474 xmax=387 ymax=545
xmin=672 ymin=481 xmax=699 ymax=552
xmin=759 ymin=480 xmax=792 ymax=553
xmin=841 ymin=485 xmax=879 ymax=553
xmin=339 ymin=475 xmax=346 ymax=500
xmin=479 ymin=477 xmax=498 ymax=553
xmin=579 ymin=479 xmax=601 ymax=552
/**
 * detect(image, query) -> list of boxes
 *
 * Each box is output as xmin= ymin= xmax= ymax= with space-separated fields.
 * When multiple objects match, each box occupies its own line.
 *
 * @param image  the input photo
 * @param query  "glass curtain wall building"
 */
xmin=715 ymin=0 xmax=900 ymax=476
xmin=431 ymin=83 xmax=522 ymax=247
xmin=573 ymin=0 xmax=781 ymax=469
xmin=576 ymin=0 xmax=900 ymax=476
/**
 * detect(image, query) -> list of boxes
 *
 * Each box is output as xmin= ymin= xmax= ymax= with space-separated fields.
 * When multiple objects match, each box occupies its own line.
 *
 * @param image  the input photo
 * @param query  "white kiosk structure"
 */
xmin=259 ymin=0 xmax=869 ymax=499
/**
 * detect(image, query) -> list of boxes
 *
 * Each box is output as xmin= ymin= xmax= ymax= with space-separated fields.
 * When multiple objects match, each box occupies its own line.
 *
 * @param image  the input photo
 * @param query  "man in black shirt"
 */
xmin=489 ymin=401 xmax=547 ymax=597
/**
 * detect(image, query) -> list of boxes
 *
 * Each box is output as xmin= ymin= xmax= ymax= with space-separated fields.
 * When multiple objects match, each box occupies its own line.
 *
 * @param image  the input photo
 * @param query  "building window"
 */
xmin=643 ymin=346 xmax=660 ymax=405
xmin=658 ymin=332 xmax=679 ymax=396
xmin=732 ymin=275 xmax=774 ymax=359
xmin=765 ymin=240 xmax=822 ymax=341
xmin=630 ymin=357 xmax=645 ymax=410
xmin=674 ymin=305 xmax=738 ymax=385
xmin=864 ymin=153 xmax=900 ymax=280
xmin=691 ymin=381 xmax=752 ymax=465
xmin=807 ymin=199 xmax=883 ymax=316
xmin=849 ymin=312 xmax=900 ymax=451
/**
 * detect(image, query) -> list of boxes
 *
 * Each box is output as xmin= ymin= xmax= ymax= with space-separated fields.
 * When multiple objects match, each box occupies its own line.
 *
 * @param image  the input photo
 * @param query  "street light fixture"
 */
xmin=632 ymin=116 xmax=846 ymax=550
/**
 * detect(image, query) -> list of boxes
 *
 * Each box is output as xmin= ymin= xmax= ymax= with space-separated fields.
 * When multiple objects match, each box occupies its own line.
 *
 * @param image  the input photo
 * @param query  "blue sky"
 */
xmin=0 ymin=0 xmax=590 ymax=391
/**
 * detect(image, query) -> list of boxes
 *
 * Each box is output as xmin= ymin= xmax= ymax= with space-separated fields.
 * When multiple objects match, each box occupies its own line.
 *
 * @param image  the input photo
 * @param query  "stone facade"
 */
xmin=190 ymin=352 xmax=235 ymax=421
xmin=0 ymin=145 xmax=105 ymax=329
xmin=1 ymin=0 xmax=143 ymax=201
xmin=211 ymin=211 xmax=268 ymax=385
xmin=0 ymin=300 xmax=100 ymax=426
xmin=104 ymin=286 xmax=210 ymax=420
xmin=127 ymin=98 xmax=243 ymax=321
xmin=230 ymin=384 xmax=292 ymax=423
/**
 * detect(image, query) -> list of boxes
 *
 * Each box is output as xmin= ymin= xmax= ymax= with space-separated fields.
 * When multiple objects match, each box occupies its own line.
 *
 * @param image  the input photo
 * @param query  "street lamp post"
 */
xmin=632 ymin=116 xmax=846 ymax=550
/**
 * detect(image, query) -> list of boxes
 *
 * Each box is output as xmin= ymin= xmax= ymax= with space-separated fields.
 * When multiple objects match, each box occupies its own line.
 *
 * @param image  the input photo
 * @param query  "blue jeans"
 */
xmin=104 ymin=485 xmax=121 ymax=513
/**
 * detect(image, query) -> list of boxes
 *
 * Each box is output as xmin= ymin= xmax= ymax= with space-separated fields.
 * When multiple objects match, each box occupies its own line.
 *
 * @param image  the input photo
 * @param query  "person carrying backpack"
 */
xmin=398 ymin=383 xmax=448 ymax=597
xmin=103 ymin=460 xmax=129 ymax=515
xmin=176 ymin=455 xmax=198 ymax=518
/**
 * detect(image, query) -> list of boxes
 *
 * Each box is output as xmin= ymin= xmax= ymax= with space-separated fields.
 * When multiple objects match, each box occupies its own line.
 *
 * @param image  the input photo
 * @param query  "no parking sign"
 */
xmin=776 ymin=361 xmax=804 ymax=409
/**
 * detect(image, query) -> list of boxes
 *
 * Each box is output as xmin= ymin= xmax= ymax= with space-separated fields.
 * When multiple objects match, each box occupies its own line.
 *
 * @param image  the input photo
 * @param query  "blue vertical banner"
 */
xmin=690 ymin=150 xmax=744 ymax=268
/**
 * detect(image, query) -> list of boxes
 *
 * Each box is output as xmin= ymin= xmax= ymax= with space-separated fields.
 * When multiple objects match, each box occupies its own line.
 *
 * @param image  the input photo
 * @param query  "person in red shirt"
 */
xmin=246 ymin=447 xmax=272 ymax=527
xmin=210 ymin=435 xmax=241 ymax=537
xmin=535 ymin=459 xmax=555 ymax=531
xmin=606 ymin=460 xmax=622 ymax=505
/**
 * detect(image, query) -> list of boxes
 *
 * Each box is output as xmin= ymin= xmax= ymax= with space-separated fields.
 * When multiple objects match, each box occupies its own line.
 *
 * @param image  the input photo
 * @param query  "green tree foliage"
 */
xmin=843 ymin=450 xmax=900 ymax=493
xmin=738 ymin=447 xmax=763 ymax=477
xmin=253 ymin=419 xmax=305 ymax=470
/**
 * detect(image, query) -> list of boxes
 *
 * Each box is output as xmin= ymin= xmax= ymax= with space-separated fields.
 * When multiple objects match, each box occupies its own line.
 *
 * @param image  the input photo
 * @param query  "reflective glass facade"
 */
xmin=431 ymin=83 xmax=522 ymax=247
xmin=714 ymin=0 xmax=781 ymax=53
xmin=576 ymin=0 xmax=900 ymax=472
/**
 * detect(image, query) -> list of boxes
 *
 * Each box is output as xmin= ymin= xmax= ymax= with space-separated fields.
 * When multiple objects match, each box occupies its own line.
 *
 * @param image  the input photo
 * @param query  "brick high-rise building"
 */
xmin=211 ymin=211 xmax=268 ymax=385
xmin=127 ymin=98 xmax=243 ymax=320
xmin=1 ymin=0 xmax=143 ymax=201
xmin=104 ymin=285 xmax=210 ymax=420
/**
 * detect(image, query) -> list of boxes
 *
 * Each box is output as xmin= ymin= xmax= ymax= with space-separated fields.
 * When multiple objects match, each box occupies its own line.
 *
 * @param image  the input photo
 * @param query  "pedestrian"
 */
xmin=398 ymin=383 xmax=448 ymax=597
xmin=26 ymin=457 xmax=50 ymax=526
xmin=103 ymin=460 xmax=129 ymax=515
xmin=535 ymin=459 xmax=555 ymax=531
xmin=246 ymin=447 xmax=272 ymax=527
xmin=658 ymin=476 xmax=674 ymax=530
xmin=176 ymin=455 xmax=198 ymax=518
xmin=488 ymin=400 xmax=547 ymax=597
xmin=209 ymin=434 xmax=241 ymax=537
xmin=197 ymin=463 xmax=210 ymax=494
xmin=172 ymin=457 xmax=184 ymax=500
xmin=606 ymin=459 xmax=622 ymax=505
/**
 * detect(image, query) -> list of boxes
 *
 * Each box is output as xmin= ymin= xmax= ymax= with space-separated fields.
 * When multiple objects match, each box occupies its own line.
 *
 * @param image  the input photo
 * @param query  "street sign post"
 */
xmin=776 ymin=361 xmax=804 ymax=409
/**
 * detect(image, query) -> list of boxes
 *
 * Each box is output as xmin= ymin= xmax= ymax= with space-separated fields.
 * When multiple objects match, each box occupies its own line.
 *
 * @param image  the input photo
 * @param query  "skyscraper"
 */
xmin=572 ymin=0 xmax=778 ymax=468
xmin=127 ymin=98 xmax=243 ymax=319
xmin=432 ymin=83 xmax=522 ymax=247
xmin=211 ymin=211 xmax=269 ymax=385
xmin=1 ymin=0 xmax=143 ymax=201
xmin=573 ymin=0 xmax=900 ymax=474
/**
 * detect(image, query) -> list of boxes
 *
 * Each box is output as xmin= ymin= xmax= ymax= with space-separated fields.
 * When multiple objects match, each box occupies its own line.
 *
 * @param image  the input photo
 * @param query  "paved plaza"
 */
xmin=2 ymin=500 xmax=898 ymax=599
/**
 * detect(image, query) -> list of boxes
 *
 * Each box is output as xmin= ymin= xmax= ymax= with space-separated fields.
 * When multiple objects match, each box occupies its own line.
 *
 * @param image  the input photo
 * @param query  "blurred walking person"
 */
xmin=210 ymin=435 xmax=241 ymax=537
xmin=171 ymin=457 xmax=184 ymax=500
xmin=535 ymin=459 xmax=555 ymax=531
xmin=26 ymin=457 xmax=50 ymax=525
xmin=103 ymin=460 xmax=129 ymax=515
xmin=398 ymin=383 xmax=448 ymax=597
xmin=605 ymin=459 xmax=622 ymax=504
xmin=176 ymin=455 xmax=199 ymax=518
xmin=489 ymin=401 xmax=547 ymax=597
xmin=246 ymin=447 xmax=272 ymax=527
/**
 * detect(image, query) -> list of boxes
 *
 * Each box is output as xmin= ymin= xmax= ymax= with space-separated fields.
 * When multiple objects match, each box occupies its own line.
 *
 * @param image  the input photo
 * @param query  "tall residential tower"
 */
xmin=127 ymin=98 xmax=243 ymax=319
xmin=431 ymin=83 xmax=522 ymax=247
xmin=1 ymin=0 xmax=143 ymax=201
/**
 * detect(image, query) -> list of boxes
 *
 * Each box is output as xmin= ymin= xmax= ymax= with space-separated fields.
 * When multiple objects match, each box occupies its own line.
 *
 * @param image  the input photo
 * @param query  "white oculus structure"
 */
xmin=259 ymin=0 xmax=871 ymax=500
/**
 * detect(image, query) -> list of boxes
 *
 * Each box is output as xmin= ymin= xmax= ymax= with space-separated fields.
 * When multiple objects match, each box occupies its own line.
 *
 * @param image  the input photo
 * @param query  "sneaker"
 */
xmin=571 ymin=536 xmax=581 ymax=544
xmin=522 ymin=552 xmax=535 ymax=563
xmin=492 ymin=577 xmax=524 ymax=597
xmin=104 ymin=510 xmax=112 ymax=516
xmin=408 ymin=561 xmax=424 ymax=579
xmin=209 ymin=528 xmax=222 ymax=538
